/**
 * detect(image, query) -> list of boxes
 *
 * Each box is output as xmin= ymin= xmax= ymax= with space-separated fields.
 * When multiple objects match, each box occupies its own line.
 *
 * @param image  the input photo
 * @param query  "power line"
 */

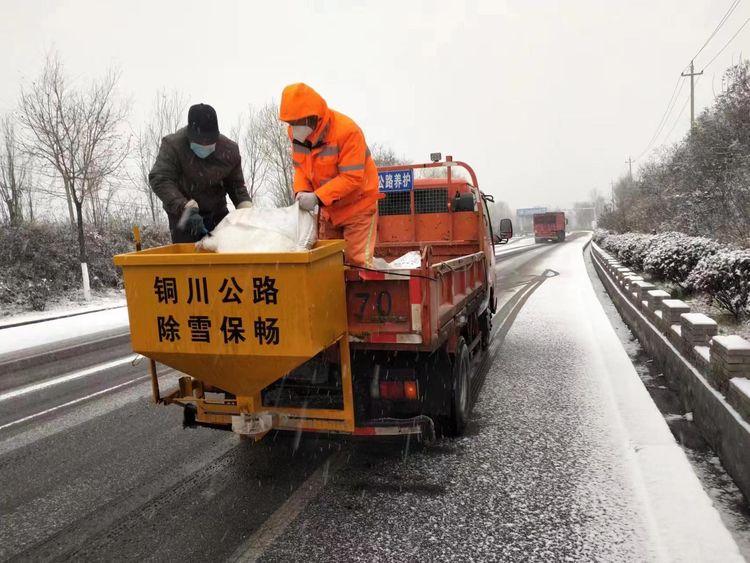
xmin=701 ymin=14 xmax=750 ymax=70
xmin=692 ymin=0 xmax=742 ymax=61
xmin=632 ymin=2 xmax=747 ymax=162
xmin=662 ymin=87 xmax=693 ymax=143
xmin=635 ymin=76 xmax=686 ymax=160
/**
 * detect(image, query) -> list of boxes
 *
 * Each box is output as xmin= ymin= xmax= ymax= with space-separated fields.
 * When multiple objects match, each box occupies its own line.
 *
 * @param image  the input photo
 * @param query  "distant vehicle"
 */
xmin=533 ymin=211 xmax=567 ymax=243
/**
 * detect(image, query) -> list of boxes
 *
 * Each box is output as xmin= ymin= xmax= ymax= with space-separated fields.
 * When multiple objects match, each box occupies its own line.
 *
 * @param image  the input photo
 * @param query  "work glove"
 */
xmin=178 ymin=200 xmax=208 ymax=238
xmin=296 ymin=191 xmax=319 ymax=211
xmin=236 ymin=200 xmax=253 ymax=209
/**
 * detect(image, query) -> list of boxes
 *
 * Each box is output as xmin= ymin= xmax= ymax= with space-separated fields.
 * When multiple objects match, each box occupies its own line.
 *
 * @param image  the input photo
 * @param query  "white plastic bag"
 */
xmin=196 ymin=202 xmax=317 ymax=253
xmin=371 ymin=250 xmax=422 ymax=270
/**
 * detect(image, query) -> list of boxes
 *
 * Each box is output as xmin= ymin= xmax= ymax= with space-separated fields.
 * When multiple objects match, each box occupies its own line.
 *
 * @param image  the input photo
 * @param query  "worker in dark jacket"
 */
xmin=149 ymin=103 xmax=252 ymax=243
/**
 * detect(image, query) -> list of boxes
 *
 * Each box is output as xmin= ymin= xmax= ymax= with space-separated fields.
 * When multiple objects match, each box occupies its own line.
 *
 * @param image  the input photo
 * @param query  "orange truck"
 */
xmin=533 ymin=211 xmax=567 ymax=243
xmin=114 ymin=156 xmax=513 ymax=440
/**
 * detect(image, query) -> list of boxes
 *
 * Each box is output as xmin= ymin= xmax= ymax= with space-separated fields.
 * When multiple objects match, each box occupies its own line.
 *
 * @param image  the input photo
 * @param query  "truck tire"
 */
xmin=444 ymin=337 xmax=470 ymax=436
xmin=534 ymin=237 xmax=542 ymax=244
xmin=479 ymin=312 xmax=491 ymax=350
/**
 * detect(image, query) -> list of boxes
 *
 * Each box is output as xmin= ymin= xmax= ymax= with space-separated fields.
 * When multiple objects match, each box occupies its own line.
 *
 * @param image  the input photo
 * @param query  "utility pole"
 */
xmin=681 ymin=60 xmax=703 ymax=128
xmin=625 ymin=157 xmax=633 ymax=182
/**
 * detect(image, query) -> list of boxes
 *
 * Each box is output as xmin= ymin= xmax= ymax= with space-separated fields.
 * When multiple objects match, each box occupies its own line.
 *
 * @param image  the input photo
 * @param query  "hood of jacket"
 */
xmin=279 ymin=83 xmax=332 ymax=145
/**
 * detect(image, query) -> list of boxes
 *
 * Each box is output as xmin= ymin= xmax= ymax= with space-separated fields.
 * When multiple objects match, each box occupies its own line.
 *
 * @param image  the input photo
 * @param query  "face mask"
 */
xmin=190 ymin=142 xmax=216 ymax=159
xmin=291 ymin=125 xmax=313 ymax=142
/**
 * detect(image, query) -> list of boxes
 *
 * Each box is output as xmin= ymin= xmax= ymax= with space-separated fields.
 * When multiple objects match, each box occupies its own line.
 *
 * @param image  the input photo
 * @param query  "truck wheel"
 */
xmin=560 ymin=231 xmax=566 ymax=242
xmin=534 ymin=237 xmax=542 ymax=244
xmin=444 ymin=338 xmax=470 ymax=436
xmin=479 ymin=312 xmax=491 ymax=350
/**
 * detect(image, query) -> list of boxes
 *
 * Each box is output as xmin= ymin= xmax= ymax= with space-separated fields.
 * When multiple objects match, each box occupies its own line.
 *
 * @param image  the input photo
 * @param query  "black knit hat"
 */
xmin=187 ymin=103 xmax=219 ymax=144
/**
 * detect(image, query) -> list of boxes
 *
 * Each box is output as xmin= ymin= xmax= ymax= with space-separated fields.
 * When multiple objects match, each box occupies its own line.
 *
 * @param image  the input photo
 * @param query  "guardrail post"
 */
xmin=728 ymin=378 xmax=750 ymax=422
xmin=660 ymin=299 xmax=690 ymax=330
xmin=631 ymin=281 xmax=656 ymax=304
xmin=680 ymin=313 xmax=718 ymax=346
xmin=646 ymin=289 xmax=671 ymax=310
xmin=710 ymin=335 xmax=750 ymax=392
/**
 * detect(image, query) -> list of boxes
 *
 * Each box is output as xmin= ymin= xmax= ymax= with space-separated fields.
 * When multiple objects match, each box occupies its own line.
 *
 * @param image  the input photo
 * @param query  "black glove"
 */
xmin=178 ymin=205 xmax=208 ymax=239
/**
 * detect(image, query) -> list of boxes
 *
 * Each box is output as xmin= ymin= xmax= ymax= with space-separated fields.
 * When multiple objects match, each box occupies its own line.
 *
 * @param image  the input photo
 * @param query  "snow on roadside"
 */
xmin=0 ymin=307 xmax=129 ymax=356
xmin=0 ymin=289 xmax=125 ymax=328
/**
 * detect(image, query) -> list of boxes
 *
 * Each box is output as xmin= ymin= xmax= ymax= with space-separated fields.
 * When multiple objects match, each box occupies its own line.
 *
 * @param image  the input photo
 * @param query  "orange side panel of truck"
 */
xmin=346 ymin=167 xmax=496 ymax=354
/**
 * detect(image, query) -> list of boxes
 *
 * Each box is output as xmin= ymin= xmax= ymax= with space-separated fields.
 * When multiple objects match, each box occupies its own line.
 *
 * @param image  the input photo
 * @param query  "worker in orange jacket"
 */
xmin=279 ymin=83 xmax=381 ymax=266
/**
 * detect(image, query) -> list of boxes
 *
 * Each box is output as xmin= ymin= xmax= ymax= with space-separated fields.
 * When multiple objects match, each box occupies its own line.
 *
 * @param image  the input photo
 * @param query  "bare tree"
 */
xmin=257 ymin=102 xmax=294 ymax=207
xmin=0 ymin=114 xmax=33 ymax=226
xmin=85 ymin=172 xmax=119 ymax=228
xmin=239 ymin=106 xmax=268 ymax=201
xmin=370 ymin=143 xmax=408 ymax=167
xmin=18 ymin=53 xmax=130 ymax=300
xmin=135 ymin=89 xmax=186 ymax=223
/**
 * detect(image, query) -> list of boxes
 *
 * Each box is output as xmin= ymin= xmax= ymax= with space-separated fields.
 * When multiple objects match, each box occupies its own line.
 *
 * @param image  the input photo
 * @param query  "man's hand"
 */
xmin=237 ymin=200 xmax=253 ymax=209
xmin=178 ymin=200 xmax=208 ymax=238
xmin=296 ymin=191 xmax=319 ymax=211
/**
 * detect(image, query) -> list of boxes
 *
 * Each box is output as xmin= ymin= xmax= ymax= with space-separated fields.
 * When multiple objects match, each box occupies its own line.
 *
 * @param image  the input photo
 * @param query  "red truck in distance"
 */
xmin=533 ymin=211 xmax=567 ymax=243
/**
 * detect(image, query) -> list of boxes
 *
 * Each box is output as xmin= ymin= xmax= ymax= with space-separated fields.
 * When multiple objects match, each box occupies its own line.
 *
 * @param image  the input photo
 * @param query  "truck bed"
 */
xmin=346 ymin=247 xmax=489 ymax=351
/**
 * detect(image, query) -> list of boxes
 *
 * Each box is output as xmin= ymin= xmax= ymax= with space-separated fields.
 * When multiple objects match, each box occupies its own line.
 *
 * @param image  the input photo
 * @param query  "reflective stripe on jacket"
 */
xmin=280 ymin=83 xmax=381 ymax=226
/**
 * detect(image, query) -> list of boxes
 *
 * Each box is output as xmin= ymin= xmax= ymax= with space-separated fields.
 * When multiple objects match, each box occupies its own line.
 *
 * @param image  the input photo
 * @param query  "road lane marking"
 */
xmin=0 ymin=356 xmax=135 ymax=402
xmin=229 ymin=450 xmax=346 ymax=562
xmin=0 ymin=375 xmax=150 ymax=432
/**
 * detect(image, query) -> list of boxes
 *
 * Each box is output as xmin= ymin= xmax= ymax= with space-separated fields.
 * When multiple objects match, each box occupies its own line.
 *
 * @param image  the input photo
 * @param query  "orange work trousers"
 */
xmin=319 ymin=211 xmax=377 ymax=267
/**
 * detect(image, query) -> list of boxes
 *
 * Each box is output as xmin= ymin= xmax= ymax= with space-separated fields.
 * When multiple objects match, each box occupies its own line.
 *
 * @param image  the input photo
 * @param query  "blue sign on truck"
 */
xmin=378 ymin=169 xmax=413 ymax=193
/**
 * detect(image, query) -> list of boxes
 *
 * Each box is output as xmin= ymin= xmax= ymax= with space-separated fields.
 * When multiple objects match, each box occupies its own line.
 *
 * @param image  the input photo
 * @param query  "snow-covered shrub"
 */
xmin=643 ymin=232 xmax=725 ymax=285
xmin=0 ymin=221 xmax=170 ymax=312
xmin=601 ymin=233 xmax=654 ymax=270
xmin=686 ymin=249 xmax=750 ymax=318
xmin=592 ymin=229 xmax=611 ymax=246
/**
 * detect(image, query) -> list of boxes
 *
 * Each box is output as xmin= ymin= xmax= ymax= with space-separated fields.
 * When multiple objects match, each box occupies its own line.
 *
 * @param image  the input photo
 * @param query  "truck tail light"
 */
xmin=378 ymin=381 xmax=419 ymax=401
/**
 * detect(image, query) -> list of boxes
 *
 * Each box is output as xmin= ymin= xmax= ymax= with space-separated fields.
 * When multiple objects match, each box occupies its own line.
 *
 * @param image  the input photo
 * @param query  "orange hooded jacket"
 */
xmin=279 ymin=83 xmax=381 ymax=226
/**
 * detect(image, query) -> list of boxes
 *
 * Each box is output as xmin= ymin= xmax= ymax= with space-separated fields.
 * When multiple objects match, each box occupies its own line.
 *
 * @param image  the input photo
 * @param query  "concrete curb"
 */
xmin=0 ymin=329 xmax=131 ymax=374
xmin=590 ymin=243 xmax=750 ymax=501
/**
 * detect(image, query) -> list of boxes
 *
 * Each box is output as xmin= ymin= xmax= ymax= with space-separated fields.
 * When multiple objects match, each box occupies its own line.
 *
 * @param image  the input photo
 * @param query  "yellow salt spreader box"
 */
xmin=113 ymin=239 xmax=355 ymax=435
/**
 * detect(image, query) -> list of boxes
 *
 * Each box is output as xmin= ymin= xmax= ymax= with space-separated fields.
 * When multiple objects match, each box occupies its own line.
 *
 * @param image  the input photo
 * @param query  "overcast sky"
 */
xmin=1 ymin=0 xmax=748 ymax=211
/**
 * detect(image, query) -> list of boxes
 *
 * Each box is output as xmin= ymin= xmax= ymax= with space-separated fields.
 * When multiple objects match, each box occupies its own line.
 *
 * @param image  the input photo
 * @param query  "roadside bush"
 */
xmin=592 ymin=228 xmax=611 ymax=246
xmin=643 ymin=232 xmax=725 ymax=285
xmin=686 ymin=249 xmax=750 ymax=319
xmin=598 ymin=232 xmax=654 ymax=270
xmin=0 ymin=221 xmax=170 ymax=312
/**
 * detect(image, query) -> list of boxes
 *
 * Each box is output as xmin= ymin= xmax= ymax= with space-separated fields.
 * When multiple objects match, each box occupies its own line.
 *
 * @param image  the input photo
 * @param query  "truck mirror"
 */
xmin=495 ymin=218 xmax=513 ymax=243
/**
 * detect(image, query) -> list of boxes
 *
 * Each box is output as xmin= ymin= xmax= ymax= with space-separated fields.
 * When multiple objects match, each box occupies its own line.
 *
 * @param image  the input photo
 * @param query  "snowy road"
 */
xmin=0 ymin=234 xmax=743 ymax=561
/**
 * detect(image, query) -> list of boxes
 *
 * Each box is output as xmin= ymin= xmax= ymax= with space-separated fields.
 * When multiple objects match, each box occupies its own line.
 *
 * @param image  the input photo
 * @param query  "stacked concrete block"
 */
xmin=646 ymin=289 xmax=671 ymax=310
xmin=623 ymin=275 xmax=645 ymax=291
xmin=660 ymin=299 xmax=690 ymax=327
xmin=727 ymin=377 xmax=750 ymax=423
xmin=631 ymin=280 xmax=656 ymax=302
xmin=710 ymin=335 xmax=750 ymax=392
xmin=680 ymin=313 xmax=718 ymax=346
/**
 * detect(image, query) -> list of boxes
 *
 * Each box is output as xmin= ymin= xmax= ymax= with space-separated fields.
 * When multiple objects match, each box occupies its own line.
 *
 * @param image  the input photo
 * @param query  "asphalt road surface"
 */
xmin=0 ymin=234 xmax=743 ymax=561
